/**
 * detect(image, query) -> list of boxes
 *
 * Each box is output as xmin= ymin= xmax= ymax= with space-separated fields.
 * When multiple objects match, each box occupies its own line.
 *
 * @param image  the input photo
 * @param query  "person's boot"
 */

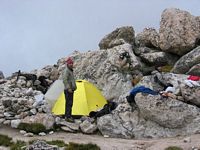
xmin=65 ymin=116 xmax=74 ymax=123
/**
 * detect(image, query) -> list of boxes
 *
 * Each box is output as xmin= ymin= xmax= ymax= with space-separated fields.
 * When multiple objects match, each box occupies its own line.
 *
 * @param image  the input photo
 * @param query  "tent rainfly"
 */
xmin=52 ymin=80 xmax=107 ymax=116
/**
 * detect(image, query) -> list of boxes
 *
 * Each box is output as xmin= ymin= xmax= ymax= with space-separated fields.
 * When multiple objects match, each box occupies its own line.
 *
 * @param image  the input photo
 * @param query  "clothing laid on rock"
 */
xmin=184 ymin=75 xmax=200 ymax=87
xmin=127 ymin=86 xmax=158 ymax=104
xmin=164 ymin=86 xmax=175 ymax=93
xmin=187 ymin=75 xmax=200 ymax=81
xmin=159 ymin=85 xmax=176 ymax=98
xmin=89 ymin=101 xmax=117 ymax=118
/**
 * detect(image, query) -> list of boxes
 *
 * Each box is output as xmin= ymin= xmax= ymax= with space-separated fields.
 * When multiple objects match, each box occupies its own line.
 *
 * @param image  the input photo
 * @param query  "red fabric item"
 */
xmin=187 ymin=75 xmax=200 ymax=81
xmin=66 ymin=57 xmax=73 ymax=65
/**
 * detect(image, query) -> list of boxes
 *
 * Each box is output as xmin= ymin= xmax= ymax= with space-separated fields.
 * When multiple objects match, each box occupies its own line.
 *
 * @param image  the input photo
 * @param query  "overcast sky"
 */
xmin=0 ymin=0 xmax=200 ymax=77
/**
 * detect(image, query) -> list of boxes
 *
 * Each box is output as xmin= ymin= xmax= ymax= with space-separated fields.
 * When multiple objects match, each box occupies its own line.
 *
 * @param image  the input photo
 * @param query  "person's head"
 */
xmin=65 ymin=57 xmax=74 ymax=69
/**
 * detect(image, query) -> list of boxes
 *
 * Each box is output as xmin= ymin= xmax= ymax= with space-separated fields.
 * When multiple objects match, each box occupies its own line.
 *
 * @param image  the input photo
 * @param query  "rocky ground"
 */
xmin=0 ymin=125 xmax=200 ymax=150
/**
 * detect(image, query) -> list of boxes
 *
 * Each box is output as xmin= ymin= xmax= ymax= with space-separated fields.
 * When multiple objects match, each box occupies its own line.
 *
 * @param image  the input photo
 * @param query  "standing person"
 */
xmin=61 ymin=57 xmax=77 ymax=122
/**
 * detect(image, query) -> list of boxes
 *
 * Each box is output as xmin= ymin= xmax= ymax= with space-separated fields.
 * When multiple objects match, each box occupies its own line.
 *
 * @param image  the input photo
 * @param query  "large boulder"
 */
xmin=135 ymin=94 xmax=200 ymax=128
xmin=135 ymin=28 xmax=159 ymax=48
xmin=97 ymin=73 xmax=200 ymax=139
xmin=159 ymin=8 xmax=200 ymax=56
xmin=186 ymin=63 xmax=200 ymax=76
xmin=137 ymin=47 xmax=179 ymax=66
xmin=21 ymin=113 xmax=55 ymax=130
xmin=180 ymin=84 xmax=200 ymax=107
xmin=99 ymin=26 xmax=135 ymax=49
xmin=70 ymin=44 xmax=141 ymax=101
xmin=171 ymin=46 xmax=200 ymax=74
xmin=97 ymin=104 xmax=135 ymax=139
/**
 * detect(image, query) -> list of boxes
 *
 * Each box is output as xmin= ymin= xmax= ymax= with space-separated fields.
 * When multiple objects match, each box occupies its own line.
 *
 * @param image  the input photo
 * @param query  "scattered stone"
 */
xmin=26 ymin=140 xmax=59 ymax=150
xmin=80 ymin=120 xmax=98 ymax=134
xmin=20 ymin=130 xmax=27 ymax=135
xmin=103 ymin=135 xmax=109 ymax=138
xmin=24 ymin=132 xmax=34 ymax=137
xmin=183 ymin=137 xmax=191 ymax=143
xmin=11 ymin=119 xmax=21 ymax=128
xmin=39 ymin=132 xmax=46 ymax=136
xmin=49 ymin=131 xmax=54 ymax=135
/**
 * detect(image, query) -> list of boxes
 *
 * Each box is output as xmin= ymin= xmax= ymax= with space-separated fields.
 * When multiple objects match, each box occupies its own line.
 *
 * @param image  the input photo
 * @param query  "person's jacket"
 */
xmin=61 ymin=66 xmax=77 ymax=91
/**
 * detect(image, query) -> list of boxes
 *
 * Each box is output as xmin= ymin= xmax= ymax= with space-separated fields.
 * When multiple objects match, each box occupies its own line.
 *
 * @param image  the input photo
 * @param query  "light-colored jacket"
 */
xmin=60 ymin=67 xmax=77 ymax=91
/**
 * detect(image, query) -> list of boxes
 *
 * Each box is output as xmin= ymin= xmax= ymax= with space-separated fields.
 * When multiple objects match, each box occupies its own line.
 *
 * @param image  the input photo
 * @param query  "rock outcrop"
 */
xmin=135 ymin=47 xmax=179 ymax=66
xmin=97 ymin=74 xmax=200 ymax=139
xmin=71 ymin=44 xmax=140 ymax=101
xmin=171 ymin=46 xmax=200 ymax=74
xmin=99 ymin=26 xmax=135 ymax=49
xmin=135 ymin=28 xmax=159 ymax=48
xmin=159 ymin=8 xmax=200 ymax=56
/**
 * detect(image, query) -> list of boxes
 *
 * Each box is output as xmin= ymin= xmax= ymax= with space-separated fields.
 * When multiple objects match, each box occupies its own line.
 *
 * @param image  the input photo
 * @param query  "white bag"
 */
xmin=44 ymin=79 xmax=64 ymax=110
xmin=33 ymin=94 xmax=44 ymax=107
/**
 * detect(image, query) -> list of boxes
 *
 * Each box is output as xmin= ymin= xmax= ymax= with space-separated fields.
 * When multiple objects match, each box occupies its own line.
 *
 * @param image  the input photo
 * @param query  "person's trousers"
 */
xmin=64 ymin=89 xmax=74 ymax=118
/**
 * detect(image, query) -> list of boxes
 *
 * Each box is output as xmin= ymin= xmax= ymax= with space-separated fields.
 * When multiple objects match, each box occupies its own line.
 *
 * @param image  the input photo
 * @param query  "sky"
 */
xmin=0 ymin=0 xmax=200 ymax=77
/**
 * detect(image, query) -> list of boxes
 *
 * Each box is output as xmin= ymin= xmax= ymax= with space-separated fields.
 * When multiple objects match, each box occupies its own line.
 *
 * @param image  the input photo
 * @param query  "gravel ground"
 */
xmin=0 ymin=125 xmax=200 ymax=150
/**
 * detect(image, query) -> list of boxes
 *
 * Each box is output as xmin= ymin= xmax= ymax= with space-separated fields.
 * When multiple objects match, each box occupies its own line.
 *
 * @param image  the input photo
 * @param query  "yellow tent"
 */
xmin=52 ymin=80 xmax=107 ymax=116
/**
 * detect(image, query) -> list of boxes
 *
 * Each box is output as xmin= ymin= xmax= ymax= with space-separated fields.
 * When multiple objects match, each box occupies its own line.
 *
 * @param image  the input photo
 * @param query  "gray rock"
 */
xmin=183 ymin=137 xmax=191 ymax=143
xmin=2 ymin=98 xmax=12 ymax=108
xmin=140 ymin=49 xmax=179 ymax=66
xmin=24 ymin=132 xmax=34 ymax=137
xmin=30 ymin=108 xmax=37 ymax=115
xmin=172 ymin=46 xmax=200 ymax=74
xmin=181 ymin=84 xmax=200 ymax=107
xmin=61 ymin=126 xmax=75 ymax=133
xmin=99 ymin=26 xmax=135 ymax=49
xmin=3 ymin=120 xmax=11 ymax=125
xmin=80 ymin=120 xmax=97 ymax=134
xmin=20 ymin=130 xmax=27 ymax=135
xmin=39 ymin=132 xmax=46 ymax=136
xmin=159 ymin=8 xmax=200 ymax=55
xmin=135 ymin=28 xmax=159 ymax=48
xmin=11 ymin=119 xmax=21 ymax=128
xmin=58 ymin=120 xmax=79 ymax=131
xmin=135 ymin=93 xmax=200 ymax=128
xmin=21 ymin=113 xmax=55 ymax=130
xmin=72 ymin=44 xmax=140 ymax=101
xmin=186 ymin=63 xmax=200 ymax=76
xmin=26 ymin=140 xmax=59 ymax=150
xmin=0 ymin=118 xmax=5 ymax=124
xmin=97 ymin=114 xmax=133 ymax=139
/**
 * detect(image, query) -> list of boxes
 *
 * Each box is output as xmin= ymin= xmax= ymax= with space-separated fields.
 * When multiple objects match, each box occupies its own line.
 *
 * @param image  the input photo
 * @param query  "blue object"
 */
xmin=130 ymin=86 xmax=158 ymax=96
xmin=127 ymin=86 xmax=158 ymax=103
